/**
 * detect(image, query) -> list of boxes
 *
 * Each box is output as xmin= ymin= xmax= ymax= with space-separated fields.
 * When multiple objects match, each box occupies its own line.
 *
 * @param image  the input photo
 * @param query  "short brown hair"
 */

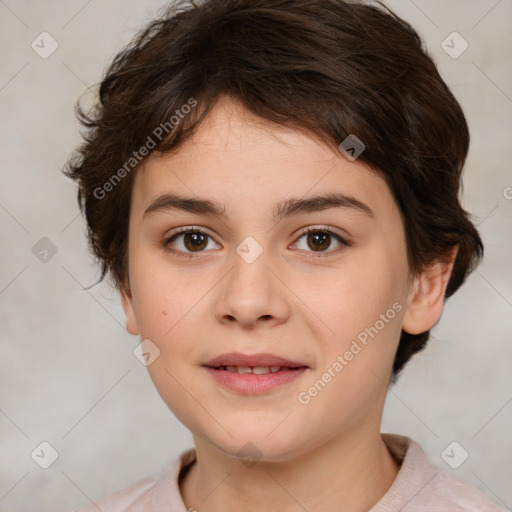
xmin=64 ymin=0 xmax=483 ymax=377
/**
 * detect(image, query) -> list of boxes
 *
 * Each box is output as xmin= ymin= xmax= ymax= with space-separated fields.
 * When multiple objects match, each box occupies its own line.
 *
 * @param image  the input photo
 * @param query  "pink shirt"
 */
xmin=74 ymin=434 xmax=504 ymax=511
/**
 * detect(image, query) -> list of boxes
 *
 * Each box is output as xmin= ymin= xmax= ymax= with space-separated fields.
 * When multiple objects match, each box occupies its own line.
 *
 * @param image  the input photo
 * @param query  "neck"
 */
xmin=180 ymin=425 xmax=400 ymax=512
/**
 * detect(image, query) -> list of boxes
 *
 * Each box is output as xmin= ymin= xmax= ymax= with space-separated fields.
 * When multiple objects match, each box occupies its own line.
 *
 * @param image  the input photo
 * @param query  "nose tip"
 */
xmin=214 ymin=255 xmax=291 ymax=328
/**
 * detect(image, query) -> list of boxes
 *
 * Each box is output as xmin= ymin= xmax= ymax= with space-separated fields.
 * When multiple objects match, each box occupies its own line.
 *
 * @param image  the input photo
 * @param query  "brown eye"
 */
xmin=294 ymin=228 xmax=350 ymax=256
xmin=182 ymin=232 xmax=208 ymax=251
xmin=164 ymin=229 xmax=220 ymax=256
xmin=306 ymin=231 xmax=331 ymax=251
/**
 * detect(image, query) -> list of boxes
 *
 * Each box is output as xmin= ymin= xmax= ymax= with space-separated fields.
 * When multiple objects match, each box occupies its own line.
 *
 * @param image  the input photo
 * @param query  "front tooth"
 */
xmin=237 ymin=366 xmax=253 ymax=374
xmin=270 ymin=366 xmax=281 ymax=373
xmin=226 ymin=366 xmax=238 ymax=373
xmin=252 ymin=366 xmax=271 ymax=375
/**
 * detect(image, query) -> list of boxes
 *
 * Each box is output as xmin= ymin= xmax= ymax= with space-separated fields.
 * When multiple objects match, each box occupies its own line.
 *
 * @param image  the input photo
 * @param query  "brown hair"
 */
xmin=64 ymin=0 xmax=483 ymax=377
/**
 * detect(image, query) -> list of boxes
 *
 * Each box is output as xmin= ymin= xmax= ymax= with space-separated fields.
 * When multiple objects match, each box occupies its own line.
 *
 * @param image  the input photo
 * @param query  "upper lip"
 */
xmin=203 ymin=352 xmax=308 ymax=368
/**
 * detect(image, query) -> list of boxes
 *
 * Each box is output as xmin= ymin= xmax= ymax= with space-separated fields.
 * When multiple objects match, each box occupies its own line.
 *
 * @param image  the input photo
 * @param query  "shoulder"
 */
xmin=73 ymin=474 xmax=157 ymax=512
xmin=425 ymin=469 xmax=505 ymax=511
xmin=374 ymin=434 xmax=505 ymax=511
xmin=72 ymin=447 xmax=196 ymax=512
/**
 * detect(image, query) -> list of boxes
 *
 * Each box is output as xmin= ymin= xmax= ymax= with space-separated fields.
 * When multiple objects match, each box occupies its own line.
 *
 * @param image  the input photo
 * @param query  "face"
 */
xmin=121 ymin=97 xmax=415 ymax=461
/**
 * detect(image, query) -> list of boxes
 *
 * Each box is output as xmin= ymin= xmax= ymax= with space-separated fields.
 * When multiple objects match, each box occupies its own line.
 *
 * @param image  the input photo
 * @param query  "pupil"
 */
xmin=185 ymin=232 xmax=207 ymax=251
xmin=308 ymin=232 xmax=330 ymax=251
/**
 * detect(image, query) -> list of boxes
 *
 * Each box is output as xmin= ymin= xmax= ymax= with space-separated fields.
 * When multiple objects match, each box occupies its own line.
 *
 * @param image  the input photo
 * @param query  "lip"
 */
xmin=202 ymin=352 xmax=309 ymax=395
xmin=203 ymin=366 xmax=309 ymax=394
xmin=203 ymin=352 xmax=308 ymax=368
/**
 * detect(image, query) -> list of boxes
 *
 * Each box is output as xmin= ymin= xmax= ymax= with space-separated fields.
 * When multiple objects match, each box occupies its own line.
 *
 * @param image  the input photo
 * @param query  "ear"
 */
xmin=402 ymin=246 xmax=458 ymax=335
xmin=119 ymin=281 xmax=139 ymax=336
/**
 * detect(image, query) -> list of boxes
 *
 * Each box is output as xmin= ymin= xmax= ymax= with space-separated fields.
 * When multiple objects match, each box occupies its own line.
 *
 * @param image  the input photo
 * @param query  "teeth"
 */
xmin=234 ymin=366 xmax=252 ymax=374
xmin=252 ymin=366 xmax=271 ymax=375
xmin=224 ymin=366 xmax=283 ymax=374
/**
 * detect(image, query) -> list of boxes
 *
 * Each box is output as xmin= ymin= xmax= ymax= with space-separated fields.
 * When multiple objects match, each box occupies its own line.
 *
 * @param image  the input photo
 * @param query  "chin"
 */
xmin=202 ymin=425 xmax=308 ymax=465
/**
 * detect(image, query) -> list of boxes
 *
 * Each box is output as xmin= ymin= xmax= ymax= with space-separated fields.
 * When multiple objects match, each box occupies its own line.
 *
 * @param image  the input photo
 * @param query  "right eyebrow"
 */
xmin=143 ymin=194 xmax=227 ymax=219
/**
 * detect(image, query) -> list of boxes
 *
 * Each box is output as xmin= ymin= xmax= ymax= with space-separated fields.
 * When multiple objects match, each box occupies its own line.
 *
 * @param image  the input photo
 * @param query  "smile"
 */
xmin=212 ymin=365 xmax=303 ymax=374
xmin=204 ymin=365 xmax=308 ymax=394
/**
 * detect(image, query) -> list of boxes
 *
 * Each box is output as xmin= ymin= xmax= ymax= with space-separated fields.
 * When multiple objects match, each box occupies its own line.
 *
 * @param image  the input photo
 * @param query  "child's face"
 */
xmin=121 ymin=97 xmax=412 ymax=460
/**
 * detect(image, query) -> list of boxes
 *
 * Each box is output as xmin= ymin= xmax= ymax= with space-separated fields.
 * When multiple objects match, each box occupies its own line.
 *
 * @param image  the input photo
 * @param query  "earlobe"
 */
xmin=401 ymin=246 xmax=458 ymax=335
xmin=119 ymin=282 xmax=140 ymax=336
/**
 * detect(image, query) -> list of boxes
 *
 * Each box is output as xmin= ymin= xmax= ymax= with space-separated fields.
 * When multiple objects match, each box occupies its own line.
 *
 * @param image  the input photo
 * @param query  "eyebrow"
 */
xmin=143 ymin=192 xmax=374 ymax=222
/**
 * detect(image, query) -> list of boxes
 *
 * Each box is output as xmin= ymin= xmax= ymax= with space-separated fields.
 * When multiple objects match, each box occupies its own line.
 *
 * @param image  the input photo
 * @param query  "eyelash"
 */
xmin=163 ymin=226 xmax=351 ymax=259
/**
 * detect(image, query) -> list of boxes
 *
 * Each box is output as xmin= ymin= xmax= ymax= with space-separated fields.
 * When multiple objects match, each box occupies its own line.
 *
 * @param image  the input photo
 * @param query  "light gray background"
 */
xmin=0 ymin=1 xmax=511 ymax=511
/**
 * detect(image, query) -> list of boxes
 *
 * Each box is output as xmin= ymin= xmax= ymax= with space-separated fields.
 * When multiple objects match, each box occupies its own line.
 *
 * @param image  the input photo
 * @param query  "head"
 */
xmin=65 ymin=0 xmax=483 ymax=459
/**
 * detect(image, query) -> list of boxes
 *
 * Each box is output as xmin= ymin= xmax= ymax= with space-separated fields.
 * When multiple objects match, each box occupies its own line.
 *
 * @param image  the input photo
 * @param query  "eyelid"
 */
xmin=167 ymin=225 xmax=215 ymax=238
xmin=294 ymin=224 xmax=351 ymax=243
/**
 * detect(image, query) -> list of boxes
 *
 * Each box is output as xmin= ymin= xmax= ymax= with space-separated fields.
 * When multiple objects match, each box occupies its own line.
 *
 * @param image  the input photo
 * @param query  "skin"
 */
xmin=120 ymin=97 xmax=456 ymax=512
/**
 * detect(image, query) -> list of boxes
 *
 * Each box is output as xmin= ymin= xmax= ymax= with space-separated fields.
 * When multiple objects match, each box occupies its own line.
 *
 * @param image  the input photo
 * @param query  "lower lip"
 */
xmin=203 ymin=366 xmax=308 ymax=394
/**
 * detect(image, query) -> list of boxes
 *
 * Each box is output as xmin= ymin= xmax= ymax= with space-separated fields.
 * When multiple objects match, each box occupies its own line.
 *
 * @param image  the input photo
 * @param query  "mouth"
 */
xmin=202 ymin=353 xmax=309 ymax=394
xmin=203 ymin=352 xmax=308 ymax=369
xmin=207 ymin=365 xmax=306 ymax=374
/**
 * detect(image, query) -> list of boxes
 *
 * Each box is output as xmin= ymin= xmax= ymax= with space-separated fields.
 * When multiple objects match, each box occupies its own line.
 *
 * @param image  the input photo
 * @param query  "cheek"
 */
xmin=128 ymin=249 xmax=208 ymax=340
xmin=302 ymin=265 xmax=405 ymax=428
xmin=128 ymin=262 xmax=209 ymax=423
xmin=310 ymin=242 xmax=407 ymax=364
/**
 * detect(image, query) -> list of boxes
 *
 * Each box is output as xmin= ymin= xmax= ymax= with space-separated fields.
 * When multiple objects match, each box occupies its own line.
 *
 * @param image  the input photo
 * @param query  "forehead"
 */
xmin=132 ymin=98 xmax=397 ymax=221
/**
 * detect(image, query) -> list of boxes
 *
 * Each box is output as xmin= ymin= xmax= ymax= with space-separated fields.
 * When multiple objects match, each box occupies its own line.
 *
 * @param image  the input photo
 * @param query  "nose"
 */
xmin=214 ymin=248 xmax=291 ymax=329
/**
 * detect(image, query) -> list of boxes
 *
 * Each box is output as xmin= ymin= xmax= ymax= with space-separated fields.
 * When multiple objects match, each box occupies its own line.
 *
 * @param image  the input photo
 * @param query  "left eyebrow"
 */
xmin=272 ymin=192 xmax=374 ymax=221
xmin=143 ymin=192 xmax=374 ymax=221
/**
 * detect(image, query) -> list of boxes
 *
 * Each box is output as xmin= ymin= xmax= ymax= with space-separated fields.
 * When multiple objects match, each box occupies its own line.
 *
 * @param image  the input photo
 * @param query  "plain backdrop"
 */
xmin=0 ymin=1 xmax=511 ymax=510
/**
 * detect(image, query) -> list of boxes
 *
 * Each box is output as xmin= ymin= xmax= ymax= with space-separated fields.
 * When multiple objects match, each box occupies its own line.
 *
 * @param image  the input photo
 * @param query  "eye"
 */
xmin=292 ymin=227 xmax=350 ymax=257
xmin=163 ymin=226 xmax=351 ymax=259
xmin=163 ymin=227 xmax=220 ymax=257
